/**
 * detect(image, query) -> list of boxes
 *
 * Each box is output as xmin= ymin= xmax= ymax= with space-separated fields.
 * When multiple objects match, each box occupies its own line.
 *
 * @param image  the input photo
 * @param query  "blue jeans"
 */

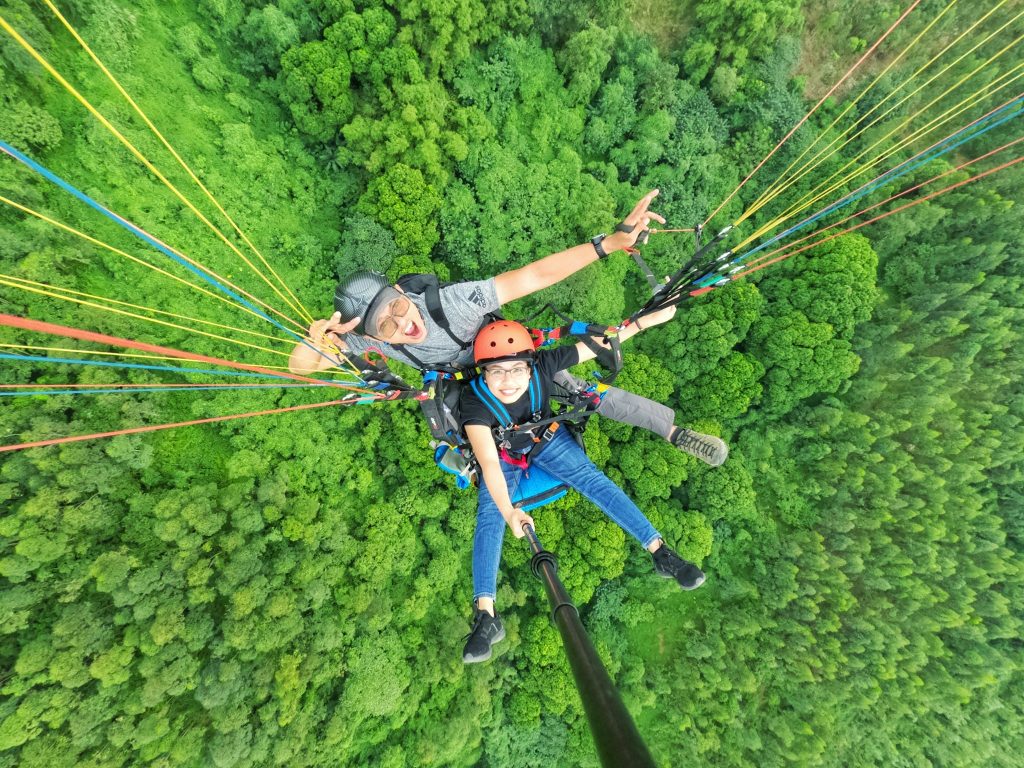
xmin=472 ymin=428 xmax=662 ymax=601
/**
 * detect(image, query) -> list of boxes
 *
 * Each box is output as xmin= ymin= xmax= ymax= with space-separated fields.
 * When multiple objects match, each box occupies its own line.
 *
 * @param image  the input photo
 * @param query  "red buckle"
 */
xmin=499 ymin=447 xmax=529 ymax=470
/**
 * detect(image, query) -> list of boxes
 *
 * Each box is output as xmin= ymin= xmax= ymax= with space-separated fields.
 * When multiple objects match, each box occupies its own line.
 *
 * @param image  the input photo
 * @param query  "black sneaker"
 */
xmin=671 ymin=428 xmax=729 ymax=467
xmin=652 ymin=546 xmax=706 ymax=590
xmin=462 ymin=609 xmax=506 ymax=664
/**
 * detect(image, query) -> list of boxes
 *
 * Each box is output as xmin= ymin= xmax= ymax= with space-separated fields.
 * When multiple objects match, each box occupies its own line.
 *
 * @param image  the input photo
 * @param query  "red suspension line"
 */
xmin=702 ymin=0 xmax=924 ymax=228
xmin=0 ymin=382 xmax=323 ymax=389
xmin=725 ymin=154 xmax=1024 ymax=285
xmin=0 ymin=398 xmax=358 ymax=453
xmin=0 ymin=314 xmax=369 ymax=392
xmin=742 ymin=136 xmax=1024 ymax=271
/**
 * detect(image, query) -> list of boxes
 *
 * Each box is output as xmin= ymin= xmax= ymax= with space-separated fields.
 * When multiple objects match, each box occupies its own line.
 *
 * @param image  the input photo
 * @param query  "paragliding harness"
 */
xmin=468 ymin=366 xmax=575 ymax=510
xmin=430 ymin=364 xmax=596 ymax=512
xmin=392 ymin=273 xmax=624 ymax=511
xmin=428 ymin=366 xmax=622 ymax=510
xmin=355 ymin=222 xmax=733 ymax=504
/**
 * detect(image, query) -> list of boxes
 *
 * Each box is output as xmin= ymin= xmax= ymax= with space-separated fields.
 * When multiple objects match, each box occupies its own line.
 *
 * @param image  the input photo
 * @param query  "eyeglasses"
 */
xmin=375 ymin=296 xmax=412 ymax=339
xmin=484 ymin=364 xmax=531 ymax=380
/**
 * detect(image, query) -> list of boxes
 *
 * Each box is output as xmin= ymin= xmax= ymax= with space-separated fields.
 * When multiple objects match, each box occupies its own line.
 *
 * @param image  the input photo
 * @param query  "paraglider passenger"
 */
xmin=288 ymin=190 xmax=728 ymax=466
xmin=459 ymin=318 xmax=707 ymax=664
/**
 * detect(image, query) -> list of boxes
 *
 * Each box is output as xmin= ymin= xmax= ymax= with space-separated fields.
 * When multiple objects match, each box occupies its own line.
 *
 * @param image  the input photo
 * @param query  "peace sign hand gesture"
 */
xmin=606 ymin=189 xmax=666 ymax=252
xmin=308 ymin=312 xmax=359 ymax=349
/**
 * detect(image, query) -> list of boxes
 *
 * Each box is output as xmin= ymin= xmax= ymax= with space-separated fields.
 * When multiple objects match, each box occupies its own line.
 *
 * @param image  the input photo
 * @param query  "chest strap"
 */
xmin=469 ymin=368 xmax=545 ymax=451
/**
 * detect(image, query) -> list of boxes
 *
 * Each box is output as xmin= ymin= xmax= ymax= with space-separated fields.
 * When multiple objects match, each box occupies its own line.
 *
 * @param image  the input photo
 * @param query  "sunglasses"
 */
xmin=375 ymin=296 xmax=412 ymax=339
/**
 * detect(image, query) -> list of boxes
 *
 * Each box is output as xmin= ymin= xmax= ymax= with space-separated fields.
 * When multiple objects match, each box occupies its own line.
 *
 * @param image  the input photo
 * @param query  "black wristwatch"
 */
xmin=591 ymin=233 xmax=609 ymax=259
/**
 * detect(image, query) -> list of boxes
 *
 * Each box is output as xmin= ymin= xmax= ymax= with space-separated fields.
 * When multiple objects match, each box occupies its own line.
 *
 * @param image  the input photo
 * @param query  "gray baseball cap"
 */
xmin=334 ymin=271 xmax=402 ymax=336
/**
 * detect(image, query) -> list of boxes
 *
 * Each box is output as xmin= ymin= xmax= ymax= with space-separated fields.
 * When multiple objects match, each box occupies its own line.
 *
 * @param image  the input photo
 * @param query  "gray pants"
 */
xmin=552 ymin=371 xmax=675 ymax=439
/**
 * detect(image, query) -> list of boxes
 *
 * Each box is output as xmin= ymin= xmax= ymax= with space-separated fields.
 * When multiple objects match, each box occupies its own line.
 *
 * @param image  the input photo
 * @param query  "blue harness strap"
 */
xmin=469 ymin=366 xmax=543 ymax=430
xmin=527 ymin=366 xmax=542 ymax=412
xmin=451 ymin=367 xmax=572 ymax=510
xmin=469 ymin=375 xmax=514 ymax=428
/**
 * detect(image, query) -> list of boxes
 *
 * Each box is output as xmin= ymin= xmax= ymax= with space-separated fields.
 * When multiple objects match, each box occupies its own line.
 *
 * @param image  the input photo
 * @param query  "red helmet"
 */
xmin=473 ymin=321 xmax=536 ymax=365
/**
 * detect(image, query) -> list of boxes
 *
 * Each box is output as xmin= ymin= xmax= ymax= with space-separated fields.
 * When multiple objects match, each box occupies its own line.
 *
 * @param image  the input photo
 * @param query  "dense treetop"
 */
xmin=0 ymin=1 xmax=1020 ymax=766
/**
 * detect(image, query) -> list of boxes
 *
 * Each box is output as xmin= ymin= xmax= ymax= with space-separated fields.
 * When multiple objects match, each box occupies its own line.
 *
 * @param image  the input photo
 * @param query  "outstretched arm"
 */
xmin=573 ymin=305 xmax=677 ymax=364
xmin=494 ymin=189 xmax=666 ymax=306
xmin=465 ymin=424 xmax=534 ymax=538
xmin=287 ymin=312 xmax=360 ymax=374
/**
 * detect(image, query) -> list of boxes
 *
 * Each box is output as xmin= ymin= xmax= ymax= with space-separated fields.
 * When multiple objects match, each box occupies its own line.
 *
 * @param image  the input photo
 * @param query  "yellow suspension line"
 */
xmin=0 ymin=274 xmax=296 ymax=361
xmin=737 ymin=49 xmax=1024 ymax=250
xmin=744 ymin=0 xmax=967 ymax=221
xmin=0 ymin=195 xmax=358 ymax=380
xmin=740 ymin=136 xmax=1024 ymax=274
xmin=0 ymin=193 xmax=276 ymax=327
xmin=0 ymin=12 xmax=309 ymax=332
xmin=0 ymin=382 xmax=328 ymax=390
xmin=0 ymin=270 xmax=361 ymax=379
xmin=788 ymin=60 xmax=1024 ymax=237
xmin=0 ymin=177 xmax=310 ymax=338
xmin=0 ymin=271 xmax=291 ymax=345
xmin=0 ymin=342 xmax=358 ymax=377
xmin=41 ymin=0 xmax=315 ymax=326
xmin=741 ymin=3 xmax=1022 ymax=226
xmin=738 ymin=69 xmax=1024 ymax=252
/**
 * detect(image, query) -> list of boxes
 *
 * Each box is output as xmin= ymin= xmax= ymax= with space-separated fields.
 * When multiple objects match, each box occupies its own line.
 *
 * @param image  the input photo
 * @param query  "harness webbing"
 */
xmin=528 ymin=368 xmax=542 ymax=414
xmin=468 ymin=368 xmax=542 ymax=430
xmin=523 ymin=309 xmax=624 ymax=385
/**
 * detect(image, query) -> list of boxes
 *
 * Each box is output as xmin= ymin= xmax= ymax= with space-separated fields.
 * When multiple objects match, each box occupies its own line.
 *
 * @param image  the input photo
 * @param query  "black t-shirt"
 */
xmin=459 ymin=345 xmax=581 ymax=429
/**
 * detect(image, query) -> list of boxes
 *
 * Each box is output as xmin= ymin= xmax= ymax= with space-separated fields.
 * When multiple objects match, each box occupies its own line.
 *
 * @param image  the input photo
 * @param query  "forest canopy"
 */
xmin=0 ymin=0 xmax=1021 ymax=767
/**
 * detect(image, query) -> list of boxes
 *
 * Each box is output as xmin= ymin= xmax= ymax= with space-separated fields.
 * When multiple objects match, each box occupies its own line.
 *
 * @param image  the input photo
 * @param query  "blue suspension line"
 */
xmin=695 ymin=95 xmax=1024 ymax=288
xmin=0 ymin=383 xmax=327 ymax=397
xmin=0 ymin=140 xmax=350 ymax=373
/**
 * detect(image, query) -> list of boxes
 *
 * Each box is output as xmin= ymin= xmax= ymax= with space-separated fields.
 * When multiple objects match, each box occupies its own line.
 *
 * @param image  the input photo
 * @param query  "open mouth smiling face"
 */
xmin=396 ymin=316 xmax=424 ymax=342
xmin=483 ymin=363 xmax=532 ymax=403
xmin=373 ymin=296 xmax=426 ymax=344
